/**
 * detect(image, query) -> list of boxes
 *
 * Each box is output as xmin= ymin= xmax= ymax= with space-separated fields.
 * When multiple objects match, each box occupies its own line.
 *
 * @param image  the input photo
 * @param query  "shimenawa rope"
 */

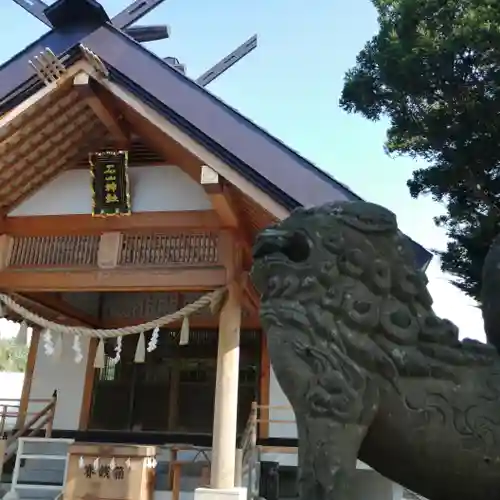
xmin=0 ymin=288 xmax=226 ymax=339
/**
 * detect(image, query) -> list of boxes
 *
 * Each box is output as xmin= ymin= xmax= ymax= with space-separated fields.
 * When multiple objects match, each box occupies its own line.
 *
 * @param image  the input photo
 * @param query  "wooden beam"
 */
xmin=1 ymin=210 xmax=222 ymax=236
xmin=201 ymin=166 xmax=253 ymax=268
xmin=74 ymin=73 xmax=130 ymax=147
xmin=201 ymin=165 xmax=239 ymax=228
xmin=17 ymin=327 xmax=41 ymax=429
xmin=0 ymin=268 xmax=226 ymax=292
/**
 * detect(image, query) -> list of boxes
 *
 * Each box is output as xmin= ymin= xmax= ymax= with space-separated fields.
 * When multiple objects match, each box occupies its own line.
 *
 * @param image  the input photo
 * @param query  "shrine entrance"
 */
xmin=88 ymin=328 xmax=261 ymax=435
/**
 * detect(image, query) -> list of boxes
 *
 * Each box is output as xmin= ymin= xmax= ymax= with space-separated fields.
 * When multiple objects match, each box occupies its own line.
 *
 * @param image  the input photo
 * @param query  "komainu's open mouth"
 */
xmin=252 ymin=228 xmax=311 ymax=263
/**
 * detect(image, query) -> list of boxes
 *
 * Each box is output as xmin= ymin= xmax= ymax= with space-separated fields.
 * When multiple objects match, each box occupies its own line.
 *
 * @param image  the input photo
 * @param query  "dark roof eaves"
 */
xmin=131 ymin=30 xmax=361 ymax=202
xmin=105 ymin=66 xmax=301 ymax=210
xmin=83 ymin=26 xmax=360 ymax=205
xmin=106 ymin=64 xmax=433 ymax=270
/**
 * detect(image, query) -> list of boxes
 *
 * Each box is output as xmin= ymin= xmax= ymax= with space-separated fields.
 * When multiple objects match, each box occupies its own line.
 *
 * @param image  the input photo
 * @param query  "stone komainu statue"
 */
xmin=251 ymin=201 xmax=500 ymax=500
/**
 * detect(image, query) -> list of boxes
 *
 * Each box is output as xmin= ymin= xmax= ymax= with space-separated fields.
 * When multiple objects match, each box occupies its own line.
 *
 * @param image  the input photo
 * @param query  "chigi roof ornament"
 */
xmin=15 ymin=0 xmax=257 ymax=89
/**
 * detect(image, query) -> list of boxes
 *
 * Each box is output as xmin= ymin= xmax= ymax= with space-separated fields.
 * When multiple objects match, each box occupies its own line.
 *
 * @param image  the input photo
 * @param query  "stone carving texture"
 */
xmin=251 ymin=201 xmax=500 ymax=500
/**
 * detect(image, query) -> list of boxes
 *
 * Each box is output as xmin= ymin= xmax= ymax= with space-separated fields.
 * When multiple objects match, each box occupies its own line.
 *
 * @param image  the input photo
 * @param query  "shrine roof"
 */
xmin=0 ymin=21 xmax=432 ymax=269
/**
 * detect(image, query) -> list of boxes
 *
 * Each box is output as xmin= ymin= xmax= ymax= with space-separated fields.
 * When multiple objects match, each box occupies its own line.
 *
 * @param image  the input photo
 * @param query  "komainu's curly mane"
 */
xmin=258 ymin=202 xmax=496 ymax=382
xmin=319 ymin=207 xmax=495 ymax=378
xmin=251 ymin=201 xmax=500 ymax=500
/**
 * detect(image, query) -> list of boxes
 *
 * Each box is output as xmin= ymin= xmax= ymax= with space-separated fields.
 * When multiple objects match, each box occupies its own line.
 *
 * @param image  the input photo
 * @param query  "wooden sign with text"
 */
xmin=90 ymin=150 xmax=131 ymax=217
xmin=63 ymin=443 xmax=156 ymax=500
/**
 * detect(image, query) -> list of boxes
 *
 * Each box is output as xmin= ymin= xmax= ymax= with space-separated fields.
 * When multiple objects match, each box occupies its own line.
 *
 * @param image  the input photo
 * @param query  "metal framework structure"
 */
xmin=12 ymin=0 xmax=257 ymax=88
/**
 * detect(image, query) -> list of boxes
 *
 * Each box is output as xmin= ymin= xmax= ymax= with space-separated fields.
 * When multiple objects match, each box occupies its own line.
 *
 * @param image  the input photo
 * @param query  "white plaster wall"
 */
xmin=9 ymin=165 xmax=211 ymax=216
xmin=28 ymin=334 xmax=90 ymax=430
xmin=269 ymin=367 xmax=297 ymax=439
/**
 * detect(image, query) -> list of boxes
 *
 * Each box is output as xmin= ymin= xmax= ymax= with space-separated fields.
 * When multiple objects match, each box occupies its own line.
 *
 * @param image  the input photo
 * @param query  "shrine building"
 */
xmin=0 ymin=1 xmax=432 ymax=500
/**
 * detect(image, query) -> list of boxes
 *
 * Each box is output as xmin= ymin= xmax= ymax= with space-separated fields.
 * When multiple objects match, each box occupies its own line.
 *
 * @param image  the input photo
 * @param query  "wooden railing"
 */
xmin=0 ymin=390 xmax=58 ymax=463
xmin=239 ymin=402 xmax=295 ymax=500
xmin=166 ymin=444 xmax=211 ymax=500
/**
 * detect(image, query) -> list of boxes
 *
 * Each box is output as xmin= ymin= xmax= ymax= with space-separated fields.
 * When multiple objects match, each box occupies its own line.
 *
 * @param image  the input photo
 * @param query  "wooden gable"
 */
xmin=0 ymin=60 xmax=277 ymax=299
xmin=0 ymin=59 xmax=275 ymax=235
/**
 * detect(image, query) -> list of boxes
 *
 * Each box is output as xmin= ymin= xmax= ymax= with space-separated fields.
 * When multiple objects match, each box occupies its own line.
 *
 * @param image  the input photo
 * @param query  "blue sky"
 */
xmin=0 ymin=0 xmax=485 ymax=341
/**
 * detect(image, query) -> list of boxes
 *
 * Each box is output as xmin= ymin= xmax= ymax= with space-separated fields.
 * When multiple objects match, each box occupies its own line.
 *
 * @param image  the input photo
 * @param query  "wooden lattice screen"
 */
xmin=6 ymin=231 xmax=221 ymax=269
xmin=9 ymin=235 xmax=100 ymax=268
xmin=119 ymin=233 xmax=219 ymax=267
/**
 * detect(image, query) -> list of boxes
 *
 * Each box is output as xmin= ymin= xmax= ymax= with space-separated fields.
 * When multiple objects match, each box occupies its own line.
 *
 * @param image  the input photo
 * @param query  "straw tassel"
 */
xmin=52 ymin=332 xmax=63 ymax=361
xmin=94 ymin=339 xmax=105 ymax=369
xmin=134 ymin=333 xmax=146 ymax=363
xmin=15 ymin=321 xmax=28 ymax=346
xmin=179 ymin=316 xmax=190 ymax=345
xmin=42 ymin=329 xmax=54 ymax=356
xmin=73 ymin=335 xmax=83 ymax=364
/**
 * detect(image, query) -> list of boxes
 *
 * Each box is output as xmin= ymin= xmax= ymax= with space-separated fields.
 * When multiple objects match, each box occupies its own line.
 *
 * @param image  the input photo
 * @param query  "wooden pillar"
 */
xmin=17 ymin=327 xmax=41 ymax=429
xmin=0 ymin=438 xmax=5 ymax=478
xmin=210 ymin=282 xmax=242 ymax=489
xmin=78 ymin=338 xmax=98 ymax=430
xmin=167 ymin=360 xmax=180 ymax=431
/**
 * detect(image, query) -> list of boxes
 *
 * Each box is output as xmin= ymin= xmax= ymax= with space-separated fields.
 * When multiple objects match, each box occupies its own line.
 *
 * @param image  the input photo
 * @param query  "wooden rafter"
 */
xmin=11 ymin=293 xmax=97 ymax=327
xmin=19 ymin=293 xmax=100 ymax=328
xmin=73 ymin=73 xmax=130 ymax=148
xmin=4 ymin=124 xmax=107 ymax=214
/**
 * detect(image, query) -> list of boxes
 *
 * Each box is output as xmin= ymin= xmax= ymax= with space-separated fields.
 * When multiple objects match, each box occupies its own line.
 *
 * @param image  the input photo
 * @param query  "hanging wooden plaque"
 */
xmin=90 ymin=150 xmax=131 ymax=217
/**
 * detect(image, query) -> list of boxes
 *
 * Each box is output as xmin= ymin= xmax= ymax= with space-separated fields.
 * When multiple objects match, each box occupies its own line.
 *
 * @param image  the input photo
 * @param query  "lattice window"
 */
xmin=119 ymin=233 xmax=219 ymax=267
xmin=9 ymin=235 xmax=99 ymax=268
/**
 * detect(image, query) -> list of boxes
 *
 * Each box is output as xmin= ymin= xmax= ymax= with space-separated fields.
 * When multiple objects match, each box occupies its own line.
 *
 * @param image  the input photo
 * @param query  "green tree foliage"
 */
xmin=340 ymin=0 xmax=500 ymax=301
xmin=0 ymin=337 xmax=28 ymax=372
